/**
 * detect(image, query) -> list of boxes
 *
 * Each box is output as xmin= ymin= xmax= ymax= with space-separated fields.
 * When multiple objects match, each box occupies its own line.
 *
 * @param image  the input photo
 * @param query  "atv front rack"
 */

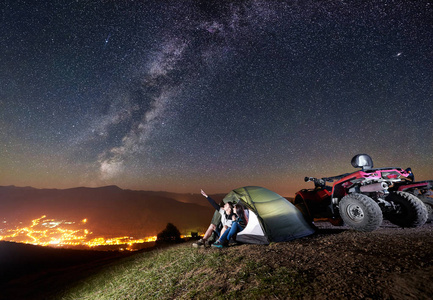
xmin=305 ymin=173 xmax=351 ymax=188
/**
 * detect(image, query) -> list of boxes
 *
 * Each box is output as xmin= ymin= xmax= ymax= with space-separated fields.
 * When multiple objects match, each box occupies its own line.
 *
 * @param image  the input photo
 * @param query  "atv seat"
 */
xmin=351 ymin=154 xmax=373 ymax=171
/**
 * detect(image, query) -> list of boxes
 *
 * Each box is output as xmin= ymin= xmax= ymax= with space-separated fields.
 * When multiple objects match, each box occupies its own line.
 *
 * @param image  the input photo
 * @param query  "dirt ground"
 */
xmin=222 ymin=220 xmax=433 ymax=299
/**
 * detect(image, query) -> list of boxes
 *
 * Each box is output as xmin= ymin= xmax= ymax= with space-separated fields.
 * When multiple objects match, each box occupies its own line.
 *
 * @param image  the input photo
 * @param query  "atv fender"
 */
xmin=397 ymin=181 xmax=432 ymax=192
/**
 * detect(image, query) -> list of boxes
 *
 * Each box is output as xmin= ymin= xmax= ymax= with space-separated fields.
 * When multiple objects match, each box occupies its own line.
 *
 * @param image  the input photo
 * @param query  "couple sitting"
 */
xmin=193 ymin=189 xmax=248 ymax=248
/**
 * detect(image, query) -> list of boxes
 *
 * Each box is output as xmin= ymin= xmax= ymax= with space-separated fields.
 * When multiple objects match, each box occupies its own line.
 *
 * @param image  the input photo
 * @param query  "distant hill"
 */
xmin=134 ymin=190 xmax=226 ymax=207
xmin=0 ymin=185 xmax=217 ymax=237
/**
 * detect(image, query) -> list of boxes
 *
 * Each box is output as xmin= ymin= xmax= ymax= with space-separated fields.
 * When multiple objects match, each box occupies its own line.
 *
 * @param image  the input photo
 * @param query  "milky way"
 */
xmin=1 ymin=1 xmax=432 ymax=195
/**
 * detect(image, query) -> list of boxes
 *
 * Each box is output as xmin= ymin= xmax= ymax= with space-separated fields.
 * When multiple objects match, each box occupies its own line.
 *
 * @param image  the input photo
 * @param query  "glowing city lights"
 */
xmin=0 ymin=215 xmax=157 ymax=250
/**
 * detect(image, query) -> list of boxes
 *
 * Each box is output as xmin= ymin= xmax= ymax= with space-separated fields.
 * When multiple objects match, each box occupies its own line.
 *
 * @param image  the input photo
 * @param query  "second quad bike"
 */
xmin=389 ymin=173 xmax=433 ymax=223
xmin=293 ymin=154 xmax=428 ymax=232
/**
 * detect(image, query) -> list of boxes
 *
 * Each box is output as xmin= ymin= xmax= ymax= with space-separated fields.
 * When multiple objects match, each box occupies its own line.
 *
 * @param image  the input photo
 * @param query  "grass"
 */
xmin=58 ymin=243 xmax=311 ymax=300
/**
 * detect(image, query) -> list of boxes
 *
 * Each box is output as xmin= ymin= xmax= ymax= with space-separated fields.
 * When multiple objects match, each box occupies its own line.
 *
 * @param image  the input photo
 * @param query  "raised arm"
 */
xmin=201 ymin=189 xmax=220 ymax=211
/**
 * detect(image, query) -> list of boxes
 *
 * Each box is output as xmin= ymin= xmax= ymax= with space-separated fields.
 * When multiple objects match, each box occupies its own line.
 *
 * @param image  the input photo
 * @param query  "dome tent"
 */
xmin=223 ymin=186 xmax=315 ymax=244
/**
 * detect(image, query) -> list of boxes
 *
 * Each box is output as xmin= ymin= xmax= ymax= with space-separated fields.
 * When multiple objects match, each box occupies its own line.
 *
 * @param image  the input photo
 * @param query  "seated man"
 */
xmin=192 ymin=210 xmax=221 ymax=248
xmin=192 ymin=189 xmax=235 ymax=247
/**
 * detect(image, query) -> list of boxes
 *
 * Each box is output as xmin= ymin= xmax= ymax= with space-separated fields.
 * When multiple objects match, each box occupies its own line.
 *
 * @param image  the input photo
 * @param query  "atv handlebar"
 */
xmin=304 ymin=177 xmax=326 ymax=187
xmin=305 ymin=172 xmax=352 ymax=187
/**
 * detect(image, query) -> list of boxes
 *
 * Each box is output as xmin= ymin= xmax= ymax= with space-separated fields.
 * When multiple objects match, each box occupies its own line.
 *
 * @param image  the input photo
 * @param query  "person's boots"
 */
xmin=192 ymin=238 xmax=206 ymax=248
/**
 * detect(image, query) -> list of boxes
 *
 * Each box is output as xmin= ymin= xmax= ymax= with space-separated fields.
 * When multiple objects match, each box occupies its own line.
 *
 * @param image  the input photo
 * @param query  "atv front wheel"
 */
xmin=385 ymin=191 xmax=428 ymax=227
xmin=295 ymin=202 xmax=312 ymax=223
xmin=339 ymin=193 xmax=382 ymax=232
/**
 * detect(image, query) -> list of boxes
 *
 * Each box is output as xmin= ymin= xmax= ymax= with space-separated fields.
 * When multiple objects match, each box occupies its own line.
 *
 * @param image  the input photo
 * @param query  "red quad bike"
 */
xmin=293 ymin=154 xmax=428 ymax=232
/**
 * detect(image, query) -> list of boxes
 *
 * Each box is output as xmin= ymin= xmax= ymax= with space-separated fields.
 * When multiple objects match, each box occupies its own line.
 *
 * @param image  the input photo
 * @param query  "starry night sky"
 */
xmin=1 ymin=1 xmax=432 ymax=195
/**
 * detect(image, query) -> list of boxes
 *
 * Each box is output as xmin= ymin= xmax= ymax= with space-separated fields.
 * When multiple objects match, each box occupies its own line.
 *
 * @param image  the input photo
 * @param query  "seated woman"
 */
xmin=212 ymin=204 xmax=248 ymax=248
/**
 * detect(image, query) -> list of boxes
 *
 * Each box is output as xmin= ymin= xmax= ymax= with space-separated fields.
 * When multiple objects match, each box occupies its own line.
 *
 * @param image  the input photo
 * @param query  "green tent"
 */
xmin=223 ymin=186 xmax=315 ymax=244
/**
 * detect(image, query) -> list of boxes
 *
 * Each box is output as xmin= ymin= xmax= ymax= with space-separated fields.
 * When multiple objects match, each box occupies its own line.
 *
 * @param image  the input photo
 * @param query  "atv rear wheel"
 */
xmin=418 ymin=196 xmax=433 ymax=223
xmin=425 ymin=203 xmax=433 ymax=223
xmin=384 ymin=191 xmax=428 ymax=227
xmin=339 ymin=193 xmax=382 ymax=232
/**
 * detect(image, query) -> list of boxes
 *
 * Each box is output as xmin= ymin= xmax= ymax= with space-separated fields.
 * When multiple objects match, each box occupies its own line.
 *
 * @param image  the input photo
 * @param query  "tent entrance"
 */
xmin=236 ymin=210 xmax=268 ymax=244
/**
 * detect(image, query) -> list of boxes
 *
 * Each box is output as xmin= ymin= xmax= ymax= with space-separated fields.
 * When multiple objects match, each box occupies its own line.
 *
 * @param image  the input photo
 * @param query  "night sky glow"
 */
xmin=1 ymin=1 xmax=432 ymax=195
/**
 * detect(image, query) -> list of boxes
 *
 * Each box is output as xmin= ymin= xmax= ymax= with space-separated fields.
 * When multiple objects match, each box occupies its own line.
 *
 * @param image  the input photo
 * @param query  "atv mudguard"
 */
xmin=396 ymin=180 xmax=433 ymax=192
xmin=294 ymin=189 xmax=343 ymax=225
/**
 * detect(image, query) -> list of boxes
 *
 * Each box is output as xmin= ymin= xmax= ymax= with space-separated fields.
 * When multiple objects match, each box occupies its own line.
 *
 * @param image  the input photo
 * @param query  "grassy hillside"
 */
xmin=58 ymin=243 xmax=309 ymax=300
xmin=55 ymin=223 xmax=433 ymax=300
xmin=0 ymin=241 xmax=126 ymax=283
xmin=0 ymin=223 xmax=433 ymax=300
xmin=3 ymin=223 xmax=432 ymax=299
